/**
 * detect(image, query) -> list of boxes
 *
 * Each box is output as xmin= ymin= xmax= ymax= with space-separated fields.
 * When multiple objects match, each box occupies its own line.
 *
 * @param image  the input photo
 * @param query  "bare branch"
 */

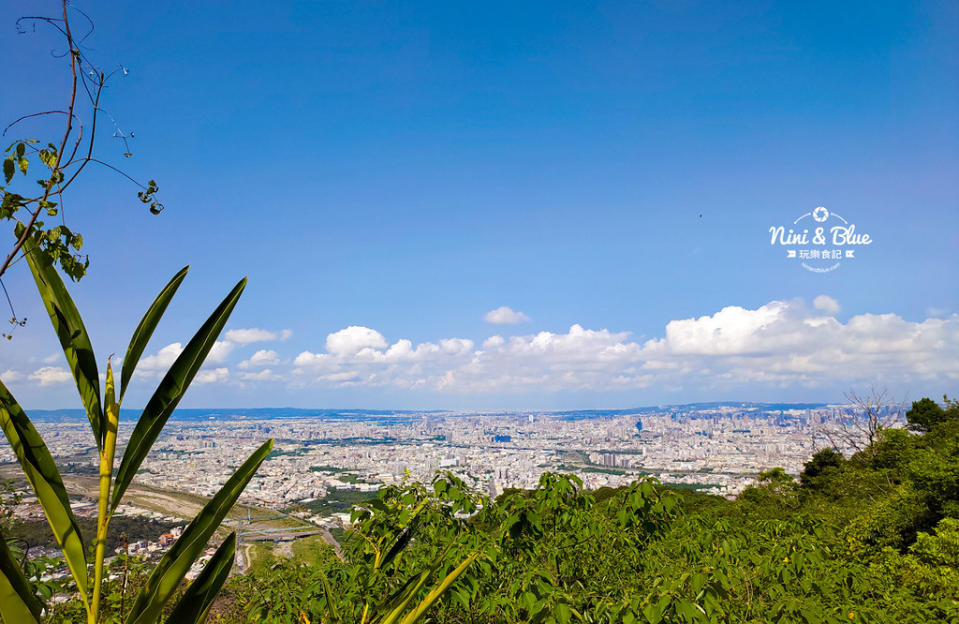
xmin=2 ymin=110 xmax=76 ymax=136
xmin=0 ymin=0 xmax=79 ymax=281
xmin=818 ymin=388 xmax=905 ymax=456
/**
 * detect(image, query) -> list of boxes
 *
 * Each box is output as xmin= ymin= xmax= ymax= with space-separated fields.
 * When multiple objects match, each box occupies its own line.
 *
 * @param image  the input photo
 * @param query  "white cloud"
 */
xmin=813 ymin=295 xmax=841 ymax=315
xmin=206 ymin=340 xmax=235 ymax=363
xmin=194 ymin=368 xmax=229 ymax=384
xmin=239 ymin=349 xmax=280 ymax=369
xmin=30 ymin=367 xmax=72 ymax=386
xmin=239 ymin=368 xmax=279 ymax=381
xmin=484 ymin=306 xmax=530 ymax=324
xmin=326 ymin=326 xmax=388 ymax=357
xmin=283 ymin=300 xmax=959 ymax=394
xmin=225 ymin=328 xmax=292 ymax=344
xmin=138 ymin=343 xmax=184 ymax=372
xmin=293 ymin=351 xmax=333 ymax=370
xmin=42 ymin=353 xmax=61 ymax=364
xmin=1 ymin=369 xmax=23 ymax=382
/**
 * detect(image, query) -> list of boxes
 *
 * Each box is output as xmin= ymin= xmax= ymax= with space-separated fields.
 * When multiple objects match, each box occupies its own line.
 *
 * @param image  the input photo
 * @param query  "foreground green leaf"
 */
xmin=166 ymin=532 xmax=236 ymax=624
xmin=23 ymin=237 xmax=103 ymax=449
xmin=120 ymin=265 xmax=189 ymax=402
xmin=0 ymin=531 xmax=42 ymax=624
xmin=0 ymin=380 xmax=88 ymax=605
xmin=112 ymin=277 xmax=247 ymax=511
xmin=399 ymin=552 xmax=480 ymax=624
xmin=126 ymin=439 xmax=272 ymax=624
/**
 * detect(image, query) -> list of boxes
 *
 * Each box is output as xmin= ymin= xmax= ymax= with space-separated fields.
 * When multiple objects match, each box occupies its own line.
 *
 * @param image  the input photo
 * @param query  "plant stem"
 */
xmin=89 ymin=401 xmax=118 ymax=624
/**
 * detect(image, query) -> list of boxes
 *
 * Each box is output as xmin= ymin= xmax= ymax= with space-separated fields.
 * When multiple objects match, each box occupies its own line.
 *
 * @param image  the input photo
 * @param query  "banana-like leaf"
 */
xmin=126 ymin=439 xmax=271 ymax=624
xmin=112 ymin=277 xmax=247 ymax=511
xmin=0 ymin=531 xmax=42 ymax=624
xmin=120 ymin=266 xmax=189 ymax=403
xmin=23 ymin=237 xmax=103 ymax=449
xmin=0 ymin=381 xmax=88 ymax=603
xmin=165 ymin=532 xmax=236 ymax=624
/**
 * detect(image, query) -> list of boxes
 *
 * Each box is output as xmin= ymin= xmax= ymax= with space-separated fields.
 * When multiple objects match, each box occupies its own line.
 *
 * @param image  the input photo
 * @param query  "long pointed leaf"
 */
xmin=0 ymin=531 xmax=42 ymax=623
xmin=319 ymin=568 xmax=342 ymax=624
xmin=23 ymin=237 xmax=102 ymax=449
xmin=398 ymin=553 xmax=479 ymax=624
xmin=165 ymin=532 xmax=236 ymax=624
xmin=112 ymin=277 xmax=246 ymax=511
xmin=376 ymin=542 xmax=456 ymax=624
xmin=126 ymin=439 xmax=271 ymax=624
xmin=0 ymin=381 xmax=88 ymax=603
xmin=120 ymin=266 xmax=189 ymax=402
xmin=376 ymin=570 xmax=432 ymax=624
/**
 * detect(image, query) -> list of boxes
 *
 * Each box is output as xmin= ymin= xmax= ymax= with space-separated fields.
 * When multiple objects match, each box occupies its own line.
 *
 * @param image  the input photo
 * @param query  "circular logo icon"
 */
xmin=812 ymin=206 xmax=829 ymax=222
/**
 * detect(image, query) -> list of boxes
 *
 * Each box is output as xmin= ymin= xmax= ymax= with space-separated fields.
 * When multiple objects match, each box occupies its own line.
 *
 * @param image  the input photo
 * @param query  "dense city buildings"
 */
xmin=3 ymin=403 xmax=906 ymax=519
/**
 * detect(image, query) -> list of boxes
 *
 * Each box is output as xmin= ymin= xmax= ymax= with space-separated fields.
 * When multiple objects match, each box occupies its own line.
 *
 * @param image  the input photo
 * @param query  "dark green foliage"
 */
xmin=5 ymin=516 xmax=178 ymax=553
xmin=799 ymin=447 xmax=844 ymax=489
xmin=907 ymin=397 xmax=947 ymax=433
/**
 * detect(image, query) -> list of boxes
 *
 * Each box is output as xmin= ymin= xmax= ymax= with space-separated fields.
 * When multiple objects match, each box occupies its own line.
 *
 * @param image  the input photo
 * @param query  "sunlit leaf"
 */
xmin=120 ymin=265 xmax=189 ymax=402
xmin=126 ymin=439 xmax=271 ymax=624
xmin=0 ymin=380 xmax=88 ymax=605
xmin=23 ymin=237 xmax=103 ymax=448
xmin=112 ymin=277 xmax=246 ymax=511
xmin=166 ymin=532 xmax=236 ymax=624
xmin=0 ymin=530 xmax=42 ymax=623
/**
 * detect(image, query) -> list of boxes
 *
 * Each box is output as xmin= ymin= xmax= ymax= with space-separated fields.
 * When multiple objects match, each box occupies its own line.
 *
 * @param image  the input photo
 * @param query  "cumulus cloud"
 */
xmin=138 ymin=343 xmax=184 ymax=372
xmin=484 ymin=306 xmax=530 ymax=324
xmin=206 ymin=340 xmax=235 ymax=363
xmin=194 ymin=368 xmax=229 ymax=384
xmin=224 ymin=328 xmax=292 ymax=344
xmin=286 ymin=299 xmax=959 ymax=393
xmin=135 ymin=341 xmax=231 ymax=375
xmin=813 ymin=295 xmax=840 ymax=315
xmin=30 ymin=367 xmax=73 ymax=386
xmin=293 ymin=351 xmax=334 ymax=370
xmin=1 ymin=369 xmax=23 ymax=382
xmin=132 ymin=329 xmax=292 ymax=377
xmin=239 ymin=369 xmax=279 ymax=381
xmin=239 ymin=349 xmax=280 ymax=369
xmin=326 ymin=326 xmax=389 ymax=357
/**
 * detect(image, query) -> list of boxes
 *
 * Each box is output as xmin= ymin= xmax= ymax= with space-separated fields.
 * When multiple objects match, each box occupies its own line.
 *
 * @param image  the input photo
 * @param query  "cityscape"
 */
xmin=5 ymin=402 xmax=903 ymax=521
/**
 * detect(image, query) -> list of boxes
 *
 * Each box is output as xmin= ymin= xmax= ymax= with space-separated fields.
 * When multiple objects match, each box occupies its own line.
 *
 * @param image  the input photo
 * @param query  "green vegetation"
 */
xmin=556 ymin=463 xmax=647 ymax=476
xmin=6 ymin=516 xmax=178 ymax=553
xmin=300 ymin=489 xmax=376 ymax=516
xmin=291 ymin=535 xmax=339 ymax=567
xmin=202 ymin=394 xmax=959 ymax=623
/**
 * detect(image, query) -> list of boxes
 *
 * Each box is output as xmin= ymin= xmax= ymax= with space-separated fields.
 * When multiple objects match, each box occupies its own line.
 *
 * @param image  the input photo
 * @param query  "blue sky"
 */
xmin=1 ymin=1 xmax=957 ymax=410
